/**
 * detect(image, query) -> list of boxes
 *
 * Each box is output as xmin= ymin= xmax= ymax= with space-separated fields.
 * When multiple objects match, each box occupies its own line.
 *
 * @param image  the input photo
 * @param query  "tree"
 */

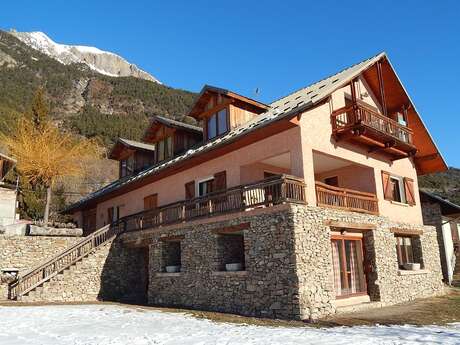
xmin=0 ymin=118 xmax=100 ymax=223
xmin=26 ymin=87 xmax=50 ymax=130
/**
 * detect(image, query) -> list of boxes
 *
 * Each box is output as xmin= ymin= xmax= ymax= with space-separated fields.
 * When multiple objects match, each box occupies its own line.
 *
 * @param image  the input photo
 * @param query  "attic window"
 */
xmin=207 ymin=108 xmax=228 ymax=140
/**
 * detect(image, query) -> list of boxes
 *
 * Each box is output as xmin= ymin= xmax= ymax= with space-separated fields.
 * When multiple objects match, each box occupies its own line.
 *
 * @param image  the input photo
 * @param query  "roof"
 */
xmin=420 ymin=190 xmax=460 ymax=216
xmin=187 ymin=85 xmax=269 ymax=118
xmin=149 ymin=115 xmax=203 ymax=133
xmin=66 ymin=52 xmax=445 ymax=212
xmin=108 ymin=138 xmax=155 ymax=160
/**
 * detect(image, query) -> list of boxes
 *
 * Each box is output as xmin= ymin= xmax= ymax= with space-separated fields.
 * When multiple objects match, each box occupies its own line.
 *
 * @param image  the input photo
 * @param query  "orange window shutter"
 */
xmin=404 ymin=177 xmax=416 ymax=206
xmin=144 ymin=194 xmax=158 ymax=210
xmin=381 ymin=171 xmax=392 ymax=200
xmin=185 ymin=181 xmax=195 ymax=200
xmin=214 ymin=171 xmax=227 ymax=191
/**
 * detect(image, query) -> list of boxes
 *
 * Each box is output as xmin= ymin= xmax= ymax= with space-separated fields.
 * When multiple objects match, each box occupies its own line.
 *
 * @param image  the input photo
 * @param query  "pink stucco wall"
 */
xmin=75 ymin=77 xmax=425 ymax=228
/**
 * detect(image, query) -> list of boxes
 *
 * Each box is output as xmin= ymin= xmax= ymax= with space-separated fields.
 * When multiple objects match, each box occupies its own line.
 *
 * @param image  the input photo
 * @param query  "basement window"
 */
xmin=216 ymin=232 xmax=245 ymax=272
xmin=161 ymin=240 xmax=182 ymax=273
xmin=395 ymin=235 xmax=423 ymax=270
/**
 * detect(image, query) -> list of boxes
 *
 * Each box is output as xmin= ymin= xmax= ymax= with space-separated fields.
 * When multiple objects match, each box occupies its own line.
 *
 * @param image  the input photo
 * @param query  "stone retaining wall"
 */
xmin=21 ymin=239 xmax=147 ymax=303
xmin=0 ymin=235 xmax=80 ymax=300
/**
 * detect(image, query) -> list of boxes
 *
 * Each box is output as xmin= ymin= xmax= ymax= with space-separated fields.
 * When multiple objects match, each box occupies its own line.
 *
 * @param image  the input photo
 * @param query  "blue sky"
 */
xmin=1 ymin=1 xmax=458 ymax=167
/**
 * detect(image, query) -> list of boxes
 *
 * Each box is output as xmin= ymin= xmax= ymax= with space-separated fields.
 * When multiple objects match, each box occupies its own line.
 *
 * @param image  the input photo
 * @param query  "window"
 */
xmin=198 ymin=177 xmax=214 ymax=197
xmin=390 ymin=177 xmax=405 ymax=203
xmin=382 ymin=172 xmax=415 ymax=205
xmin=120 ymin=155 xmax=134 ymax=178
xmin=107 ymin=206 xmax=120 ymax=224
xmin=161 ymin=240 xmax=182 ymax=272
xmin=324 ymin=176 xmax=339 ymax=187
xmin=216 ymin=232 xmax=245 ymax=271
xmin=395 ymin=236 xmax=415 ymax=268
xmin=207 ymin=108 xmax=228 ymax=140
xmin=156 ymin=136 xmax=173 ymax=163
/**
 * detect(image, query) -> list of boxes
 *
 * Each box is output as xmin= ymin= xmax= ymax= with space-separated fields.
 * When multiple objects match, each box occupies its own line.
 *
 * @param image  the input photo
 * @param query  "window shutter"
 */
xmin=404 ymin=177 xmax=416 ymax=206
xmin=144 ymin=194 xmax=158 ymax=210
xmin=214 ymin=171 xmax=227 ymax=191
xmin=107 ymin=207 xmax=113 ymax=224
xmin=381 ymin=171 xmax=392 ymax=200
xmin=185 ymin=181 xmax=195 ymax=200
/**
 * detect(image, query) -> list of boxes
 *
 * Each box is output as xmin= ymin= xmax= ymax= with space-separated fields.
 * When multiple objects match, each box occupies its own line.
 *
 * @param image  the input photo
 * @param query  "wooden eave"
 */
xmin=361 ymin=57 xmax=447 ymax=175
xmin=188 ymin=85 xmax=269 ymax=119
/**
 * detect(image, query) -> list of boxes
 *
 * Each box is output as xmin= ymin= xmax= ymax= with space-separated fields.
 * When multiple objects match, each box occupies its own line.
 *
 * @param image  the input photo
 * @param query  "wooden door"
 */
xmin=331 ymin=236 xmax=368 ymax=298
xmin=83 ymin=208 xmax=97 ymax=236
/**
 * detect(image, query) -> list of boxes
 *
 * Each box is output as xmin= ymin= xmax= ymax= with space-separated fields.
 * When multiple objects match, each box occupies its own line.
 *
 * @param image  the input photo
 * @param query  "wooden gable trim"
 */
xmin=197 ymin=99 xmax=233 ymax=120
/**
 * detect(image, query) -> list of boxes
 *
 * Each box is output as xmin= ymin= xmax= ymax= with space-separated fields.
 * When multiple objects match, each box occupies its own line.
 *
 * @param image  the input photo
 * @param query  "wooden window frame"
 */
xmin=206 ymin=107 xmax=230 ymax=141
xmin=197 ymin=176 xmax=215 ymax=197
xmin=395 ymin=235 xmax=416 ymax=268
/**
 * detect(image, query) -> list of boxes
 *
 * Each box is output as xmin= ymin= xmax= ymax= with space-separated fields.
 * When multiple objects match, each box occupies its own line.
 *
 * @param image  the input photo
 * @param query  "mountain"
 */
xmin=11 ymin=31 xmax=160 ymax=83
xmin=419 ymin=167 xmax=460 ymax=205
xmin=0 ymin=30 xmax=197 ymax=147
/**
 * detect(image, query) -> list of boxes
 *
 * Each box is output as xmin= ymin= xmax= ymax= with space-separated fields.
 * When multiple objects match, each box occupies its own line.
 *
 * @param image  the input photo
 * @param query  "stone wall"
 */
xmin=131 ymin=203 xmax=444 ymax=320
xmin=421 ymin=201 xmax=447 ymax=280
xmin=292 ymin=204 xmax=444 ymax=318
xmin=0 ymin=235 xmax=79 ymax=300
xmin=146 ymin=205 xmax=300 ymax=319
xmin=21 ymin=239 xmax=147 ymax=303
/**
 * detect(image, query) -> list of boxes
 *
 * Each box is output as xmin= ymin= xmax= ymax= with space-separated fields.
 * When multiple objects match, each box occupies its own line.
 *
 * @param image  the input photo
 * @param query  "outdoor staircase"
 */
xmin=8 ymin=222 xmax=125 ymax=300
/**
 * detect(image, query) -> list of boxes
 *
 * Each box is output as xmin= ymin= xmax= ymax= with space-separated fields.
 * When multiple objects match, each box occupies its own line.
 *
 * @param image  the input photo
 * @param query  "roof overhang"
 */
xmin=187 ymin=85 xmax=269 ymax=119
xmin=420 ymin=190 xmax=460 ymax=217
xmin=108 ymin=138 xmax=155 ymax=160
xmin=143 ymin=115 xmax=202 ymax=143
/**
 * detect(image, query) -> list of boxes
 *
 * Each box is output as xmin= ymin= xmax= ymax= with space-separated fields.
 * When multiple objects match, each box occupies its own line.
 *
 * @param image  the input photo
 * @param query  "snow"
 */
xmin=0 ymin=305 xmax=459 ymax=345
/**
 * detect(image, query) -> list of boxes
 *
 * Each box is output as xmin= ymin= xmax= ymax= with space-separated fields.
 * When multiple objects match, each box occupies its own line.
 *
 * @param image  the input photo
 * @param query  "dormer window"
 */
xmin=207 ymin=109 xmax=228 ymax=140
xmin=157 ymin=136 xmax=173 ymax=162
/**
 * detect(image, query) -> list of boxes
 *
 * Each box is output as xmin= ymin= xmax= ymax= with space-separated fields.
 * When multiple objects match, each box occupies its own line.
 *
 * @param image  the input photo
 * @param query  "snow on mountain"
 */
xmin=11 ymin=31 xmax=160 ymax=83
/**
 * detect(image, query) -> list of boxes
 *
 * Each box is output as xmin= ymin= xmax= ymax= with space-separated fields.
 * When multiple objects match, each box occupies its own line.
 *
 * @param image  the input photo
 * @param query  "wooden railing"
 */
xmin=120 ymin=175 xmax=306 ymax=233
xmin=331 ymin=103 xmax=413 ymax=145
xmin=7 ymin=175 xmax=305 ymax=300
xmin=8 ymin=224 xmax=124 ymax=300
xmin=315 ymin=182 xmax=379 ymax=215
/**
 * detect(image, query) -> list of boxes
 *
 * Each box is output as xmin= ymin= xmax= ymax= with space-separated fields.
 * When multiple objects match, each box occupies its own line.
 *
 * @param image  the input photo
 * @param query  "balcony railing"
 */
xmin=115 ymin=175 xmax=307 ymax=233
xmin=315 ymin=181 xmax=379 ymax=215
xmin=331 ymin=103 xmax=414 ymax=147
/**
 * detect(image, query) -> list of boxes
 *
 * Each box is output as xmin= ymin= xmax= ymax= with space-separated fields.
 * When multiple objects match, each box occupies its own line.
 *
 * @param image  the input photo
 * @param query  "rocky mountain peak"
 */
xmin=10 ymin=30 xmax=160 ymax=83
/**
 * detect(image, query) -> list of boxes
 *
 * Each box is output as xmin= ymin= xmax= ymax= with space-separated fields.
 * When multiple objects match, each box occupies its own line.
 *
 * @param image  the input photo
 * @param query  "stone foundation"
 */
xmin=124 ymin=203 xmax=444 ymax=320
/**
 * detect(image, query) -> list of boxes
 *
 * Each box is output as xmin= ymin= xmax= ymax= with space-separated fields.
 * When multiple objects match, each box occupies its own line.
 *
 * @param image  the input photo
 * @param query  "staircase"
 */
xmin=8 ymin=222 xmax=125 ymax=300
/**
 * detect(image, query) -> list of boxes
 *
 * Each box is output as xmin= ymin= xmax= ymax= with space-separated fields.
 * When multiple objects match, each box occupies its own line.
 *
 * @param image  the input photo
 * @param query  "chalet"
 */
xmin=9 ymin=53 xmax=447 ymax=320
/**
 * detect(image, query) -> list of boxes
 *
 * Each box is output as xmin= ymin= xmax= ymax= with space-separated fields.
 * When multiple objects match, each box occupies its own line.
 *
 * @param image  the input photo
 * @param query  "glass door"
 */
xmin=331 ymin=237 xmax=367 ymax=298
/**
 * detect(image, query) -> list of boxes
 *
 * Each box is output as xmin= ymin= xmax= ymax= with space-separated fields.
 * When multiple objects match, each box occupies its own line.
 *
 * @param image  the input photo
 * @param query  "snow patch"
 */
xmin=0 ymin=305 xmax=459 ymax=345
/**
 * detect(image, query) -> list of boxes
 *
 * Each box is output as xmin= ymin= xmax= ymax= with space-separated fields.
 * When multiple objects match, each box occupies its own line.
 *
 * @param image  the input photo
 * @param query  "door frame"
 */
xmin=331 ymin=234 xmax=369 ymax=299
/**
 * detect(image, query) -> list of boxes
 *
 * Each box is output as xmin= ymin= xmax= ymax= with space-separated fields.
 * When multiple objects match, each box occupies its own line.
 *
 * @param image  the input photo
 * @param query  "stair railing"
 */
xmin=8 ymin=223 xmax=124 ymax=300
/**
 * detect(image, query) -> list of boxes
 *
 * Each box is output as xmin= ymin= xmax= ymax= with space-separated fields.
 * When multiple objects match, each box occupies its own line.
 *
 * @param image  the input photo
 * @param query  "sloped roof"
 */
xmin=108 ymin=138 xmax=155 ymax=160
xmin=66 ymin=52 xmax=444 ymax=212
xmin=150 ymin=115 xmax=203 ymax=133
xmin=420 ymin=190 xmax=460 ymax=216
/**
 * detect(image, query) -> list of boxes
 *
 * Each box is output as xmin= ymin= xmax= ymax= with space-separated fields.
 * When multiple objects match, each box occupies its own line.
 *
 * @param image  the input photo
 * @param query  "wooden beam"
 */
xmin=415 ymin=153 xmax=439 ymax=162
xmin=195 ymin=99 xmax=234 ymax=119
xmin=212 ymin=222 xmax=250 ymax=234
xmin=376 ymin=61 xmax=388 ymax=117
xmin=324 ymin=220 xmax=376 ymax=230
xmin=390 ymin=228 xmax=423 ymax=236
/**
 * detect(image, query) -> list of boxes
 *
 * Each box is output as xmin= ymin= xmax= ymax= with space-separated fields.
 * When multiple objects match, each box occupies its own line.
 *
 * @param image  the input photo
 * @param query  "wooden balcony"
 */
xmin=116 ymin=175 xmax=307 ymax=233
xmin=315 ymin=182 xmax=379 ymax=215
xmin=331 ymin=103 xmax=417 ymax=160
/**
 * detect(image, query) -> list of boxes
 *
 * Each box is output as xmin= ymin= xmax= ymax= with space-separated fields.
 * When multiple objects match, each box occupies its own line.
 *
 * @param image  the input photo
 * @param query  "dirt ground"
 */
xmin=2 ymin=287 xmax=460 ymax=328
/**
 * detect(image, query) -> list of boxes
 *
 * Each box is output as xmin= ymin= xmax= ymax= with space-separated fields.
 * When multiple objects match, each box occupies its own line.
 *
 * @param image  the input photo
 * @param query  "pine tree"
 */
xmin=26 ymin=87 xmax=49 ymax=131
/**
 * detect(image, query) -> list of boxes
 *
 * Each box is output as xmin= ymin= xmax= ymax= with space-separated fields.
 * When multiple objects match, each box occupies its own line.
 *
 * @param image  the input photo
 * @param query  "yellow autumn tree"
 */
xmin=1 ymin=118 xmax=100 ymax=223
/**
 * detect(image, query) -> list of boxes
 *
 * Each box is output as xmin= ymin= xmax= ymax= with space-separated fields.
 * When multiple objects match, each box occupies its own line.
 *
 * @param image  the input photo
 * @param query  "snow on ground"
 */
xmin=1 ymin=305 xmax=459 ymax=345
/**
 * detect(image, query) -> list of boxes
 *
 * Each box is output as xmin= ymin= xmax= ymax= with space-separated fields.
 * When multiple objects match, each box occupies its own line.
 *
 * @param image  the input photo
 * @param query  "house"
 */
xmin=57 ymin=52 xmax=447 ymax=319
xmin=421 ymin=190 xmax=460 ymax=284
xmin=0 ymin=152 xmax=18 ymax=227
